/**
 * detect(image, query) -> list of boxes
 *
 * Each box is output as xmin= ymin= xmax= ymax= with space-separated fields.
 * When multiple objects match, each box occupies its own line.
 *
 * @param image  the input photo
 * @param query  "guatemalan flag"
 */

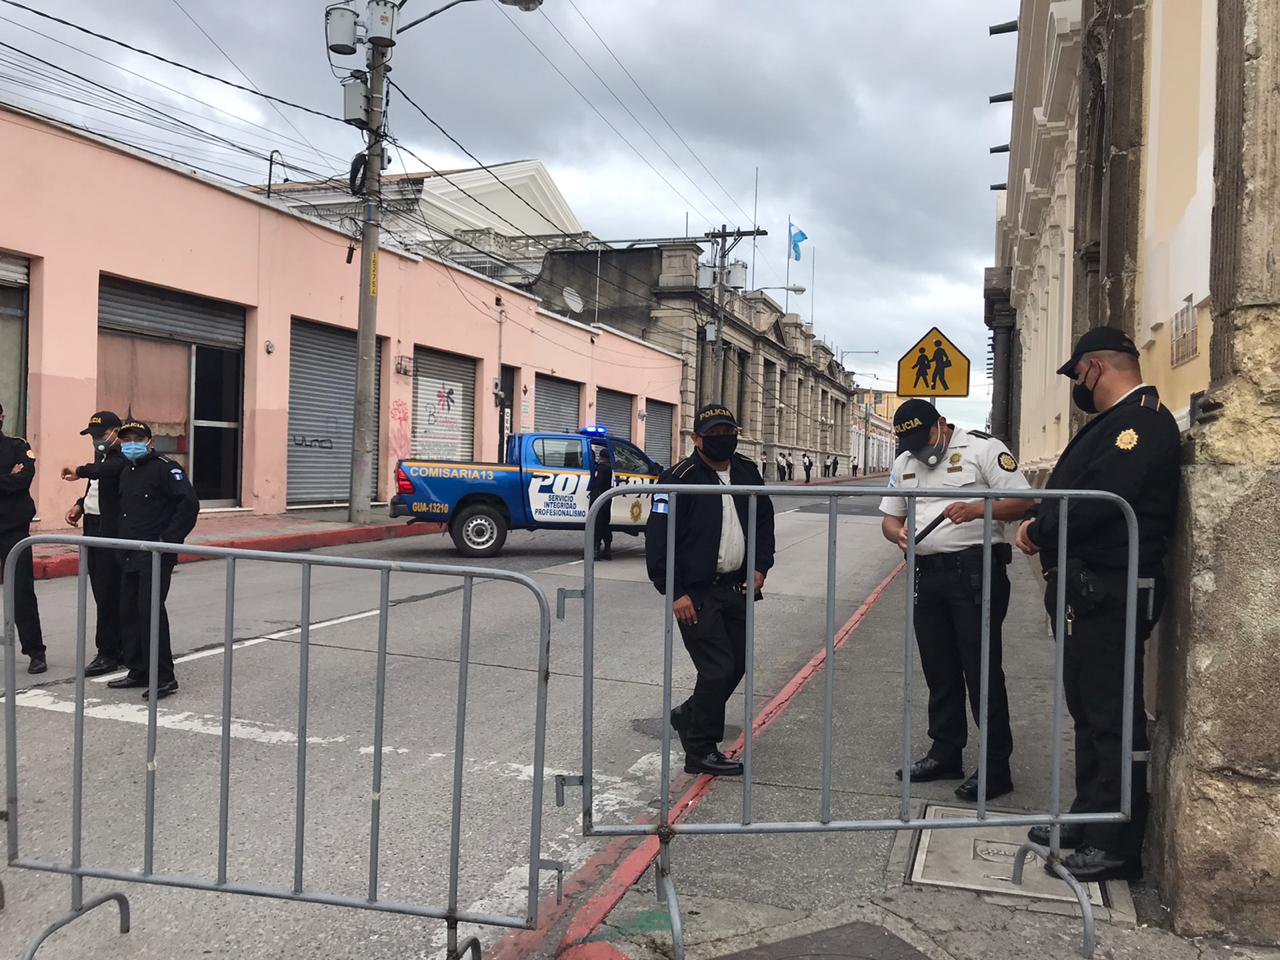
xmin=789 ymin=221 xmax=808 ymax=262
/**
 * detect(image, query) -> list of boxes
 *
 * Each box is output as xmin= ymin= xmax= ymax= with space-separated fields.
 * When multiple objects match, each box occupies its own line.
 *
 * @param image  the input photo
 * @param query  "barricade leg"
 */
xmin=654 ymin=837 xmax=685 ymax=960
xmin=21 ymin=890 xmax=132 ymax=960
xmin=1013 ymin=840 xmax=1096 ymax=958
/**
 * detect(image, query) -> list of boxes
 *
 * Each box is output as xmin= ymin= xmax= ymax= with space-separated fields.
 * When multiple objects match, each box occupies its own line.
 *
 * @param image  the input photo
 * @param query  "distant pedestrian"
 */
xmin=106 ymin=419 xmax=199 ymax=700
xmin=1016 ymin=328 xmax=1180 ymax=883
xmin=851 ymin=458 xmax=859 ymax=477
xmin=785 ymin=454 xmax=794 ymax=480
xmin=832 ymin=455 xmax=840 ymax=476
xmin=0 ymin=401 xmax=45 ymax=674
xmin=821 ymin=456 xmax=830 ymax=478
xmin=760 ymin=451 xmax=768 ymax=481
xmin=647 ymin=403 xmax=775 ymax=777
xmin=61 ymin=411 xmax=126 ymax=675
xmin=589 ymin=443 xmax=613 ymax=561
xmin=775 ymin=452 xmax=786 ymax=481
xmin=802 ymin=453 xmax=813 ymax=483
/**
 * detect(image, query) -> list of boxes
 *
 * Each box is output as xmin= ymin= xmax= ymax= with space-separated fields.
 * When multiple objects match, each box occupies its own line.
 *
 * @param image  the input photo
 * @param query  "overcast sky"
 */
xmin=0 ymin=0 xmax=1019 ymax=428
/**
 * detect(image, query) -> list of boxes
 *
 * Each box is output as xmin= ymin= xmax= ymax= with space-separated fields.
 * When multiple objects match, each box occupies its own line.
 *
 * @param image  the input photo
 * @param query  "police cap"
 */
xmin=893 ymin=399 xmax=940 ymax=454
xmin=80 ymin=410 xmax=122 ymax=437
xmin=118 ymin=419 xmax=153 ymax=440
xmin=694 ymin=403 xmax=738 ymax=435
xmin=1056 ymin=327 xmax=1140 ymax=376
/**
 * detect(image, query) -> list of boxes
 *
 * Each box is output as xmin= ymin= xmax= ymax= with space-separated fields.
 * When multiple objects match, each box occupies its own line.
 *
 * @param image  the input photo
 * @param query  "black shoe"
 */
xmin=141 ymin=680 xmax=179 ymax=701
xmin=895 ymin=756 xmax=964 ymax=782
xmin=954 ymin=770 xmax=1014 ymax=803
xmin=27 ymin=656 xmax=47 ymax=675
xmin=1048 ymin=846 xmax=1142 ymax=882
xmin=684 ymin=750 xmax=743 ymax=777
xmin=669 ymin=706 xmax=690 ymax=748
xmin=1028 ymin=824 xmax=1084 ymax=848
xmin=107 ymin=674 xmax=148 ymax=689
xmin=85 ymin=655 xmax=119 ymax=677
xmin=601 ymin=545 xmax=612 ymax=561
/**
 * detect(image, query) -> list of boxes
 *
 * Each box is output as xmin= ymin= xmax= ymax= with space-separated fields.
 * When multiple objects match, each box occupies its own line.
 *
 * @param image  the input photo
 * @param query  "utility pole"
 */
xmin=705 ymin=224 xmax=768 ymax=404
xmin=348 ymin=40 xmax=388 ymax=523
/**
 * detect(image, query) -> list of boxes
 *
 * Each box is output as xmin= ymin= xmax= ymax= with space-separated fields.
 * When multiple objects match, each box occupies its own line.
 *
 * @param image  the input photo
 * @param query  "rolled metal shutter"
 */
xmin=98 ymin=276 xmax=245 ymax=349
xmin=595 ymin=388 xmax=633 ymax=440
xmin=0 ymin=252 xmax=29 ymax=287
xmin=644 ymin=400 xmax=674 ymax=467
xmin=412 ymin=347 xmax=476 ymax=460
xmin=534 ymin=374 xmax=581 ymax=433
xmin=287 ymin=320 xmax=381 ymax=503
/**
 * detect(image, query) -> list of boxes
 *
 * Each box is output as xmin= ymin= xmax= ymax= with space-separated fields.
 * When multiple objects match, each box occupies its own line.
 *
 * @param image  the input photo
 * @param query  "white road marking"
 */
xmin=89 ymin=607 xmax=387 ymax=684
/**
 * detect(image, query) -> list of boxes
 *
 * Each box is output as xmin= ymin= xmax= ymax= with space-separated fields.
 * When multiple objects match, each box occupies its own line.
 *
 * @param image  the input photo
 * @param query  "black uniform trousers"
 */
xmin=83 ymin=514 xmax=123 ymax=662
xmin=590 ymin=494 xmax=612 ymax=548
xmin=676 ymin=580 xmax=747 ymax=755
xmin=0 ymin=525 xmax=44 ymax=657
xmin=914 ymin=549 xmax=1014 ymax=773
xmin=1055 ymin=580 xmax=1162 ymax=861
xmin=120 ymin=554 xmax=178 ymax=685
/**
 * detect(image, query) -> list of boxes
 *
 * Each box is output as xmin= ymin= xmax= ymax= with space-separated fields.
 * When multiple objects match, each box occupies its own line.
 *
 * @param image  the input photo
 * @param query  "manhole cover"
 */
xmin=712 ymin=921 xmax=929 ymax=960
xmin=909 ymin=803 xmax=1105 ymax=906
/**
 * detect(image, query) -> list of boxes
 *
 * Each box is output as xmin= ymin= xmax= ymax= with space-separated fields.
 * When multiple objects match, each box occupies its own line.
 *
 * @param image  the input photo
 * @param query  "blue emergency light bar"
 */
xmin=580 ymin=425 xmax=608 ymax=436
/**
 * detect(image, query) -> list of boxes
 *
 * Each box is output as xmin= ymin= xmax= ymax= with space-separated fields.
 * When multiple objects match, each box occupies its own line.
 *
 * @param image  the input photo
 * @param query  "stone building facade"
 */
xmin=533 ymin=241 xmax=854 ymax=467
xmin=988 ymin=0 xmax=1280 ymax=942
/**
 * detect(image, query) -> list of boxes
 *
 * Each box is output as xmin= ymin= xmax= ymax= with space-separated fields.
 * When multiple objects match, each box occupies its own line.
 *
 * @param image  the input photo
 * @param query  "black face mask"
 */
xmin=700 ymin=434 xmax=738 ymax=462
xmin=1072 ymin=361 xmax=1101 ymax=414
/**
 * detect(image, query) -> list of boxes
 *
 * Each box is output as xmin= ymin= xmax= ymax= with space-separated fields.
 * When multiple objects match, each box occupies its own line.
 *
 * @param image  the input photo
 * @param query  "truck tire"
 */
xmin=450 ymin=503 xmax=508 ymax=558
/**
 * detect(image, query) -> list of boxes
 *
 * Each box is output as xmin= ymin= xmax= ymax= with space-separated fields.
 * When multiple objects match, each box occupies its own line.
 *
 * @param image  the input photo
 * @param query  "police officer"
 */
xmin=802 ymin=452 xmax=813 ymax=483
xmin=61 ymin=411 xmax=126 ymax=675
xmin=880 ymin=399 xmax=1033 ymax=802
xmin=1016 ymin=328 xmax=1180 ymax=882
xmin=589 ymin=442 xmax=613 ymax=561
xmin=646 ymin=403 xmax=775 ymax=776
xmin=106 ymin=419 xmax=199 ymax=700
xmin=0 ymin=401 xmax=46 ymax=673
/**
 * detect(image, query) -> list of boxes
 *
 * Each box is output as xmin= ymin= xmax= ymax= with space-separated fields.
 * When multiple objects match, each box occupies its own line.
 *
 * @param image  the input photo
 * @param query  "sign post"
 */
xmin=897 ymin=327 xmax=971 ymax=399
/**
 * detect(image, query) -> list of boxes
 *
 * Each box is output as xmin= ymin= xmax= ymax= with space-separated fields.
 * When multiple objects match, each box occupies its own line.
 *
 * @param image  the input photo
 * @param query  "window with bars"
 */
xmin=1171 ymin=297 xmax=1198 ymax=367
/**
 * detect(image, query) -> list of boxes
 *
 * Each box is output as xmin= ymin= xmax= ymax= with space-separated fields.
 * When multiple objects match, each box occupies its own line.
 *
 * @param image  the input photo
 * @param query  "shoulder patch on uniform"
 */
xmin=1115 ymin=428 xmax=1139 ymax=451
xmin=997 ymin=451 xmax=1018 ymax=472
xmin=26 ymin=448 xmax=36 ymax=459
xmin=967 ymin=430 xmax=992 ymax=439
xmin=887 ymin=474 xmax=899 ymax=489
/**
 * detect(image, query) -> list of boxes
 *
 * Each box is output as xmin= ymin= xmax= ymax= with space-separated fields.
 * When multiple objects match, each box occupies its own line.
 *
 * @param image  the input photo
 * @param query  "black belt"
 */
xmin=712 ymin=572 xmax=744 ymax=586
xmin=916 ymin=543 xmax=1012 ymax=572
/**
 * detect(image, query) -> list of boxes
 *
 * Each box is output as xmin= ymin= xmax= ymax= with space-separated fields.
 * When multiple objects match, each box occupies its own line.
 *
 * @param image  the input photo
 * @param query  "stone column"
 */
xmin=1150 ymin=0 xmax=1280 ymax=943
xmin=984 ymin=267 xmax=1018 ymax=450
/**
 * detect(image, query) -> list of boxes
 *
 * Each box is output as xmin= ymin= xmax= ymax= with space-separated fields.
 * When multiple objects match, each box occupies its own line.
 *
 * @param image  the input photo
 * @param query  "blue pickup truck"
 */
xmin=391 ymin=428 xmax=664 ymax=557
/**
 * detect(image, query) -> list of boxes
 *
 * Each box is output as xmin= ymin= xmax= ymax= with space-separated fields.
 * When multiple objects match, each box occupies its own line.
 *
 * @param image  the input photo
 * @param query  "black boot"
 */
xmin=684 ymin=750 xmax=743 ymax=777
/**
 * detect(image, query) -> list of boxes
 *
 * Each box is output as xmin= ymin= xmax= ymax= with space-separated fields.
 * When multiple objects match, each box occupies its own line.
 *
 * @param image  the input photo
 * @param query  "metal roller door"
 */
xmin=595 ymin=388 xmax=633 ymax=440
xmin=412 ymin=347 xmax=476 ymax=460
xmin=99 ymin=276 xmax=245 ymax=348
xmin=287 ymin=320 xmax=381 ymax=503
xmin=644 ymin=399 xmax=674 ymax=467
xmin=534 ymin=374 xmax=581 ymax=433
xmin=0 ymin=252 xmax=28 ymax=286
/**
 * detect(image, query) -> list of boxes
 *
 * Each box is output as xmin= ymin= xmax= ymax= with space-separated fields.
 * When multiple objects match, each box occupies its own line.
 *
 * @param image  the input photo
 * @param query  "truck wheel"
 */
xmin=451 ymin=504 xmax=508 ymax=558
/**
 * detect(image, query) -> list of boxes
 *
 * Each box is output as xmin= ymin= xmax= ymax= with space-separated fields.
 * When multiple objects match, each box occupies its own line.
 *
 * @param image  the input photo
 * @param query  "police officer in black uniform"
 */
xmin=106 ymin=419 xmax=199 ymax=700
xmin=62 ymin=410 xmax=126 ymax=675
xmin=646 ymin=403 xmax=775 ymax=776
xmin=1016 ymin=327 xmax=1180 ymax=882
xmin=0 ymin=401 xmax=46 ymax=674
xmin=589 ymin=443 xmax=613 ymax=561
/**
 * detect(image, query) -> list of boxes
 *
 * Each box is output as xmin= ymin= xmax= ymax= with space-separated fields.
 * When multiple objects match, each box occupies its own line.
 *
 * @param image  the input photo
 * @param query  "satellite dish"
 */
xmin=562 ymin=286 xmax=585 ymax=313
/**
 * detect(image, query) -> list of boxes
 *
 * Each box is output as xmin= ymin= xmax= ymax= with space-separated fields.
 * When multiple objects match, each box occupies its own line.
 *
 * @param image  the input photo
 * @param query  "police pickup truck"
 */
xmin=391 ymin=427 xmax=663 ymax=557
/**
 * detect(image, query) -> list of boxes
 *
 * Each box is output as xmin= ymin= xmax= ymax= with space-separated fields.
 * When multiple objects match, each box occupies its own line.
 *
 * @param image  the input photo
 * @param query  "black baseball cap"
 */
xmin=117 ymin=419 xmax=153 ymax=439
xmin=893 ymin=399 xmax=940 ymax=454
xmin=693 ymin=403 xmax=738 ymax=435
xmin=1056 ymin=327 xmax=1140 ymax=376
xmin=80 ymin=411 xmax=122 ymax=437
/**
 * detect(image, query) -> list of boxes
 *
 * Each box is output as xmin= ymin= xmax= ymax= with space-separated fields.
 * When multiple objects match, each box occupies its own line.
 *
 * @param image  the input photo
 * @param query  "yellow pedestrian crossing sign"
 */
xmin=897 ymin=327 xmax=970 ymax=397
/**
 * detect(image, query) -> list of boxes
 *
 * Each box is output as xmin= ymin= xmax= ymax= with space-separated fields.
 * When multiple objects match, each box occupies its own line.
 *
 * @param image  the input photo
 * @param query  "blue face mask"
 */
xmin=121 ymin=441 xmax=149 ymax=461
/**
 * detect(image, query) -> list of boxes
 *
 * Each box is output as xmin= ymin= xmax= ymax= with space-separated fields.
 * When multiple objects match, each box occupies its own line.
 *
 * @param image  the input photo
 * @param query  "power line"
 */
xmin=0 ymin=0 xmax=345 ymax=124
xmin=487 ymin=0 xmax=715 ymax=229
xmin=563 ymin=0 xmax=753 ymax=225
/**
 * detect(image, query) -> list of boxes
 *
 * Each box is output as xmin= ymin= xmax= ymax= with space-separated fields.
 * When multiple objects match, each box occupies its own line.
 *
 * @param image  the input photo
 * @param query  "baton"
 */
xmin=914 ymin=514 xmax=949 ymax=545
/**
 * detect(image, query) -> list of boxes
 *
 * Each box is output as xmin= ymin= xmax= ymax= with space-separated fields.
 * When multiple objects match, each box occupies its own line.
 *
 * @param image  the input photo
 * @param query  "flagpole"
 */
xmin=750 ymin=166 xmax=759 ymax=289
xmin=785 ymin=215 xmax=791 ymax=314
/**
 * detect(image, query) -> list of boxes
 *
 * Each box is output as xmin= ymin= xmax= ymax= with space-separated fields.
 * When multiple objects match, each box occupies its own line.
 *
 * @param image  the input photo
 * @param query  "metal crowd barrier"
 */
xmin=562 ymin=483 xmax=1142 ymax=960
xmin=3 ymin=535 xmax=557 ymax=960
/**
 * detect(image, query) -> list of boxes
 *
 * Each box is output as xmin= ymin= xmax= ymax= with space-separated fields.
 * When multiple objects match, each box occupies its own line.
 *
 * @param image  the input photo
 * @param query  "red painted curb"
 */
xmin=490 ymin=560 xmax=906 ymax=959
xmin=32 ymin=521 xmax=446 ymax=580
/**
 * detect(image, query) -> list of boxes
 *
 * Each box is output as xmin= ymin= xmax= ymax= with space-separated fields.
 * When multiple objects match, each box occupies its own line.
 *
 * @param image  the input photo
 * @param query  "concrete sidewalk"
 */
xmin=574 ymin=555 xmax=1280 ymax=960
xmin=30 ymin=509 xmax=444 ymax=579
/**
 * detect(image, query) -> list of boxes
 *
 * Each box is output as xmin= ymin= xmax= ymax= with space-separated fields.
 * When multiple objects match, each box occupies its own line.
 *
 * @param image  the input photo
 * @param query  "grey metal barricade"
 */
xmin=561 ymin=483 xmax=1143 ymax=960
xmin=3 ymin=535 xmax=558 ymax=960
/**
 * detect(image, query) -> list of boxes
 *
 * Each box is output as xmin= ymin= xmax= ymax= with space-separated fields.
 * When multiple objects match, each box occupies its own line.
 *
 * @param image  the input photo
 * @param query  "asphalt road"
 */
xmin=1 ymin=483 xmax=902 ymax=959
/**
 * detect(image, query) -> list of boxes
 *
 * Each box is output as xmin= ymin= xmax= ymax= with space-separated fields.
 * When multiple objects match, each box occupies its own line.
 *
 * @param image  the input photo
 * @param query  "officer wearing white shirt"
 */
xmin=879 ymin=399 xmax=1034 ymax=802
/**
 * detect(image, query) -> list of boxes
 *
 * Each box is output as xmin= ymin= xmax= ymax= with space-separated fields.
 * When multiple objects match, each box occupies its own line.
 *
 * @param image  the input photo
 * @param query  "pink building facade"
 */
xmin=0 ymin=108 xmax=682 ymax=526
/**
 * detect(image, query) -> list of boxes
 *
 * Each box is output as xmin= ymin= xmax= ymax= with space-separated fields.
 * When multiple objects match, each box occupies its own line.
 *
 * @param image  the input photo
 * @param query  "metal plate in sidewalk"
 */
xmin=712 ymin=920 xmax=930 ymax=960
xmin=909 ymin=804 xmax=1105 ymax=906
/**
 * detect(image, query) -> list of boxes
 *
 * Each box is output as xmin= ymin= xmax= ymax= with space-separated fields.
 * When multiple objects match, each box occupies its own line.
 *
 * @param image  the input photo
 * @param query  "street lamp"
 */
xmin=748 ymin=285 xmax=806 ymax=296
xmin=326 ymin=0 xmax=543 ymax=523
